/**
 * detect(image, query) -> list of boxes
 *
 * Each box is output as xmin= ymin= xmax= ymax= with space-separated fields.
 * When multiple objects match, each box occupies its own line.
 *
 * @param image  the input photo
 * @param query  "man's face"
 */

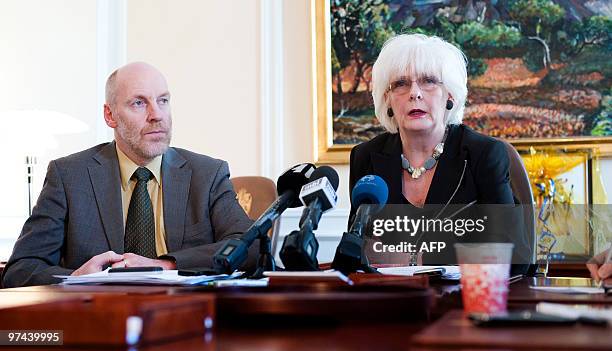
xmin=109 ymin=65 xmax=172 ymax=162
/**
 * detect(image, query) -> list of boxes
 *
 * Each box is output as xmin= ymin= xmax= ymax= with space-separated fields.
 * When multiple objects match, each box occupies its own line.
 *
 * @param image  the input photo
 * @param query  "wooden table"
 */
xmin=413 ymin=310 xmax=612 ymax=350
xmin=0 ymin=276 xmax=609 ymax=350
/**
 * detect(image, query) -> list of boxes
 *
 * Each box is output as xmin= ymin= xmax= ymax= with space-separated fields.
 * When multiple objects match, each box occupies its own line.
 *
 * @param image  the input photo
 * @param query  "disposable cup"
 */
xmin=454 ymin=243 xmax=514 ymax=314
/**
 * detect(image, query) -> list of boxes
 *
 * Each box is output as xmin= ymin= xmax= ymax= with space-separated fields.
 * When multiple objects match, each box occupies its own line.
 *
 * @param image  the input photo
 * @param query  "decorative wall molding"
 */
xmin=95 ymin=0 xmax=126 ymax=144
xmin=259 ymin=0 xmax=285 ymax=178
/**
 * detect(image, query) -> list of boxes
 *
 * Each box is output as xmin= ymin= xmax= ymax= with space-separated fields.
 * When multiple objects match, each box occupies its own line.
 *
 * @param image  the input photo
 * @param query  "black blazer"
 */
xmin=348 ymin=125 xmax=534 ymax=273
xmin=349 ymin=124 xmax=514 ymax=221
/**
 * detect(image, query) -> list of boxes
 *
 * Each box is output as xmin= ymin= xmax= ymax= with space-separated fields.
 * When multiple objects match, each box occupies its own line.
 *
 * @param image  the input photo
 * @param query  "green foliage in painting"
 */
xmin=331 ymin=0 xmax=395 ymax=93
xmin=467 ymin=57 xmax=488 ymax=77
xmin=592 ymin=87 xmax=612 ymax=137
xmin=508 ymin=0 xmax=565 ymax=70
xmin=508 ymin=0 xmax=565 ymax=29
xmin=456 ymin=21 xmax=521 ymax=51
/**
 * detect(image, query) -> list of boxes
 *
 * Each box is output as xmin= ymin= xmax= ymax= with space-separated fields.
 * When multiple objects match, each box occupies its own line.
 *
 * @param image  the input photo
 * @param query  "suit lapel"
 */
xmin=88 ymin=142 xmax=125 ymax=253
xmin=426 ymin=125 xmax=468 ymax=205
xmin=161 ymin=148 xmax=191 ymax=252
xmin=371 ymin=133 xmax=403 ymax=204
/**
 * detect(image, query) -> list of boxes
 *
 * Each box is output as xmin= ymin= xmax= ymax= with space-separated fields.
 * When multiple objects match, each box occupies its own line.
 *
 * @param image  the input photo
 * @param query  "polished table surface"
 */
xmin=413 ymin=310 xmax=612 ymax=350
xmin=0 ymin=276 xmax=610 ymax=350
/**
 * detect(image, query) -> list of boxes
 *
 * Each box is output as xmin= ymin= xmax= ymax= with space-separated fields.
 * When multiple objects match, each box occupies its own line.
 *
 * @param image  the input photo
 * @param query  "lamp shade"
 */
xmin=1 ymin=109 xmax=89 ymax=135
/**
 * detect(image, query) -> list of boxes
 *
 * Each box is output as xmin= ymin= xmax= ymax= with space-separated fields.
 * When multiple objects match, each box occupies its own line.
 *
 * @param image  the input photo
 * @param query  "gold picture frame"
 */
xmin=312 ymin=0 xmax=612 ymax=164
xmin=313 ymin=0 xmax=351 ymax=164
xmin=520 ymin=147 xmax=592 ymax=256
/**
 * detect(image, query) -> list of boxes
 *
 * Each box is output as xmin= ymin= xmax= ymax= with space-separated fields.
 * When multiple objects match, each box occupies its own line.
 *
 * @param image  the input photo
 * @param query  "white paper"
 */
xmin=537 ymin=302 xmax=612 ymax=323
xmin=214 ymin=278 xmax=269 ymax=287
xmin=264 ymin=270 xmax=353 ymax=284
xmin=377 ymin=265 xmax=461 ymax=280
xmin=54 ymin=269 xmax=240 ymax=286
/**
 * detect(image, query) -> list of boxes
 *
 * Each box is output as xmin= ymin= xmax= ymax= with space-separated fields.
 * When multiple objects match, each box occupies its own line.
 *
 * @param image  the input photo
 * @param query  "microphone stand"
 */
xmin=279 ymin=200 xmax=321 ymax=272
xmin=249 ymin=232 xmax=276 ymax=279
xmin=333 ymin=231 xmax=378 ymax=274
xmin=332 ymin=204 xmax=380 ymax=275
xmin=26 ymin=156 xmax=37 ymax=216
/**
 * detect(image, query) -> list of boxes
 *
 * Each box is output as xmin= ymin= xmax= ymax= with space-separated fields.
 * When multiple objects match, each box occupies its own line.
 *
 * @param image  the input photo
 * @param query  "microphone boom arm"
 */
xmin=213 ymin=191 xmax=295 ymax=274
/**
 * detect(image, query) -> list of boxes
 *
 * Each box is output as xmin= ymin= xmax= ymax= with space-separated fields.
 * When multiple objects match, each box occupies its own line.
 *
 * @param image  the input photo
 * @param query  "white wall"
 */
xmin=123 ymin=0 xmax=352 ymax=209
xmin=0 ymin=0 xmax=101 ymax=260
xmin=282 ymin=0 xmax=353 ymax=209
xmin=279 ymin=0 xmax=349 ymax=262
xmin=126 ymin=0 xmax=261 ymax=177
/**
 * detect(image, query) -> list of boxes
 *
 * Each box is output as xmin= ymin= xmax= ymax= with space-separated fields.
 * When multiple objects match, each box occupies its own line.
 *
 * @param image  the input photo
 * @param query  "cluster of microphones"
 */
xmin=212 ymin=163 xmax=389 ymax=277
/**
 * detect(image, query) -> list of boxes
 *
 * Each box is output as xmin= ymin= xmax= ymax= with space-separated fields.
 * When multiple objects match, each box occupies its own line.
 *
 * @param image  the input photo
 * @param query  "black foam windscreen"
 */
xmin=308 ymin=165 xmax=339 ymax=191
xmin=276 ymin=163 xmax=316 ymax=207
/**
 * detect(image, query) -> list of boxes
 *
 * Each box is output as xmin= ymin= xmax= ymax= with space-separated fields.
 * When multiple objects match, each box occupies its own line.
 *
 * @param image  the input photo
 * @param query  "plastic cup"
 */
xmin=454 ymin=243 xmax=514 ymax=315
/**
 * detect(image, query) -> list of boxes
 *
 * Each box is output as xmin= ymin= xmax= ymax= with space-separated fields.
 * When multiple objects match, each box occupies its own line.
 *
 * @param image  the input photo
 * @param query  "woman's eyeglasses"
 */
xmin=388 ymin=76 xmax=443 ymax=95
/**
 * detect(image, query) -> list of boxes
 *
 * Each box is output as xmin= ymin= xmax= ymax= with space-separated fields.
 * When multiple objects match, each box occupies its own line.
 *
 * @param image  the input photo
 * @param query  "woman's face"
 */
xmin=386 ymin=74 xmax=448 ymax=134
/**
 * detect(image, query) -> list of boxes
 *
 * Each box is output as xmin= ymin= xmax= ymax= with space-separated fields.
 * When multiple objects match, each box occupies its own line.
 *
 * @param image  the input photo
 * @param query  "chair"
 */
xmin=230 ymin=176 xmax=280 ymax=256
xmin=500 ymin=140 xmax=537 ymax=274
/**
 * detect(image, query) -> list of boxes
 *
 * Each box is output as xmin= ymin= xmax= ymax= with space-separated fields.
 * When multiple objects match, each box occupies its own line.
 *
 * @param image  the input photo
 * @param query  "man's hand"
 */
xmin=110 ymin=253 xmax=176 ymax=270
xmin=587 ymin=249 xmax=611 ymax=281
xmin=72 ymin=251 xmax=124 ymax=276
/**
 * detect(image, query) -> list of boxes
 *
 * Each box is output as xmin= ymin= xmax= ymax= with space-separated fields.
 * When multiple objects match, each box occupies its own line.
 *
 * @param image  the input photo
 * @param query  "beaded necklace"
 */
xmin=400 ymin=127 xmax=449 ymax=179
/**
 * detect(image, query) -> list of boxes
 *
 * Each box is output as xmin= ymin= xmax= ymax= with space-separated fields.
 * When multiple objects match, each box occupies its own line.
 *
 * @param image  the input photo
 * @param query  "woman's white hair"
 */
xmin=371 ymin=33 xmax=468 ymax=133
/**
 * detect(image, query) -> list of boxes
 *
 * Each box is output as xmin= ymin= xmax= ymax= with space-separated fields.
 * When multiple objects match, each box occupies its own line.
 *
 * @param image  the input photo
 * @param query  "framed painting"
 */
xmin=313 ymin=0 xmax=612 ymax=164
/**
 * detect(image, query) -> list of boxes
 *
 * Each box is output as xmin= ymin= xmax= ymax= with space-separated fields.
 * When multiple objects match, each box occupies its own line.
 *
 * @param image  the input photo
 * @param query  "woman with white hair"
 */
xmin=348 ymin=34 xmax=522 ymax=268
xmin=349 ymin=33 xmax=514 ymax=220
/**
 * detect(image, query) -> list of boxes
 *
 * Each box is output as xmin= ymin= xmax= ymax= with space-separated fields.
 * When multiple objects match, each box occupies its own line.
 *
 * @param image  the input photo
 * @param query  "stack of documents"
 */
xmin=54 ymin=269 xmax=241 ymax=286
xmin=377 ymin=265 xmax=461 ymax=280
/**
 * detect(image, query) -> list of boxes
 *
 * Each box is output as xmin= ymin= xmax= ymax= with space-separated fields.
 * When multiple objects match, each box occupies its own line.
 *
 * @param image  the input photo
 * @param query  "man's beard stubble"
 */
xmin=116 ymin=118 xmax=172 ymax=160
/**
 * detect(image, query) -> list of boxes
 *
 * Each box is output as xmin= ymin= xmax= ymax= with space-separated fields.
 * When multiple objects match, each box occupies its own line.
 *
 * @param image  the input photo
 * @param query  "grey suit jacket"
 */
xmin=2 ymin=142 xmax=256 ymax=287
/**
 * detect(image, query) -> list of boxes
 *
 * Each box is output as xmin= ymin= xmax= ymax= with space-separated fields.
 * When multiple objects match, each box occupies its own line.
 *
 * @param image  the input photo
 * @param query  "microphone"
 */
xmin=212 ymin=163 xmax=316 ymax=274
xmin=280 ymin=166 xmax=340 ymax=271
xmin=298 ymin=165 xmax=339 ymax=229
xmin=332 ymin=175 xmax=388 ymax=274
xmin=347 ymin=175 xmax=388 ymax=236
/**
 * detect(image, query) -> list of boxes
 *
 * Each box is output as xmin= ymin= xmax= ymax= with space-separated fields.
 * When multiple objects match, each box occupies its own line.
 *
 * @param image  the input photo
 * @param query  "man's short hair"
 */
xmin=105 ymin=69 xmax=119 ymax=106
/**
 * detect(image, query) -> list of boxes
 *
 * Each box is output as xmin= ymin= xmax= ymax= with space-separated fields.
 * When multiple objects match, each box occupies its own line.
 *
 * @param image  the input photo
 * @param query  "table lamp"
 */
xmin=1 ymin=109 xmax=89 ymax=215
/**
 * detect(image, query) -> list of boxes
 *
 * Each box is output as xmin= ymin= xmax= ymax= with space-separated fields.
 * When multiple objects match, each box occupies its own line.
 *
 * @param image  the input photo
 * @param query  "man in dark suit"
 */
xmin=2 ymin=62 xmax=255 ymax=287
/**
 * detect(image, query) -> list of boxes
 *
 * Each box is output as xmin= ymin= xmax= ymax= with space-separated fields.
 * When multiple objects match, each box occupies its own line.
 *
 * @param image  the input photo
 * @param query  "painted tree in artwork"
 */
xmin=454 ymin=21 xmax=522 ymax=76
xmin=508 ymin=0 xmax=565 ymax=69
xmin=559 ymin=15 xmax=612 ymax=58
xmin=331 ymin=0 xmax=394 ymax=94
xmin=329 ymin=0 xmax=612 ymax=143
xmin=331 ymin=46 xmax=343 ymax=95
